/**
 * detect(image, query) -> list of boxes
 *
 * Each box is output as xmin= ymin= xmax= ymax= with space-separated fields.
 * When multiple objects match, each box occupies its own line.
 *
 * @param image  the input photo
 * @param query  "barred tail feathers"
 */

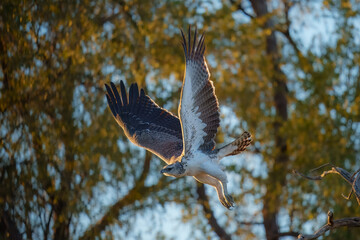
xmin=217 ymin=132 xmax=252 ymax=159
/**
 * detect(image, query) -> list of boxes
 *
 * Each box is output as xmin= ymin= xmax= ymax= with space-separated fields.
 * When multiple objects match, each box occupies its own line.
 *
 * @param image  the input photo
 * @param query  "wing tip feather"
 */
xmin=180 ymin=25 xmax=206 ymax=61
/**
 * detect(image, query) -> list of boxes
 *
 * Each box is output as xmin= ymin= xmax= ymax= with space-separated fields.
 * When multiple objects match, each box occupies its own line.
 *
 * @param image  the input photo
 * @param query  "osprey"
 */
xmin=105 ymin=27 xmax=252 ymax=209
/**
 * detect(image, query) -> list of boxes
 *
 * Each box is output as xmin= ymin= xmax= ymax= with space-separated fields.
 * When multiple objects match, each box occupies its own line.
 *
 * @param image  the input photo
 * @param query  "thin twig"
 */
xmin=341 ymin=189 xmax=353 ymax=200
xmin=292 ymin=169 xmax=338 ymax=181
xmin=309 ymin=163 xmax=332 ymax=173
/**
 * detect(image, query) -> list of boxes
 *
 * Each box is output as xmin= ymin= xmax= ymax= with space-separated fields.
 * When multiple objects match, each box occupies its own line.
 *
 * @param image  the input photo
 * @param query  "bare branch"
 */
xmin=309 ymin=163 xmax=332 ymax=173
xmin=292 ymin=168 xmax=339 ymax=181
xmin=293 ymin=166 xmax=360 ymax=205
xmin=298 ymin=211 xmax=360 ymax=240
xmin=295 ymin=166 xmax=360 ymax=238
xmin=341 ymin=189 xmax=353 ymax=200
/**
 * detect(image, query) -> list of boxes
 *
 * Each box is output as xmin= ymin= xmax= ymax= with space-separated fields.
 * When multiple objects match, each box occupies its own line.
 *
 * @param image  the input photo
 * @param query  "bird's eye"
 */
xmin=168 ymin=167 xmax=173 ymax=170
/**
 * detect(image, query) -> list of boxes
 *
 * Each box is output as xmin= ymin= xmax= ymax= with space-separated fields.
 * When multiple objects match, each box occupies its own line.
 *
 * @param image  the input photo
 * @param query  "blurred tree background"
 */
xmin=1 ymin=0 xmax=360 ymax=239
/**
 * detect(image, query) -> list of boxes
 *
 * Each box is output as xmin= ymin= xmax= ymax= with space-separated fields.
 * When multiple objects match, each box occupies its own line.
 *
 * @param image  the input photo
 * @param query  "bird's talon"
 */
xmin=225 ymin=194 xmax=234 ymax=208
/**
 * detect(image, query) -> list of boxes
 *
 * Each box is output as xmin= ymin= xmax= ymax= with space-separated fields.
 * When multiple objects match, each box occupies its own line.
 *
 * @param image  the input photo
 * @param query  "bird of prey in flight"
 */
xmin=105 ymin=27 xmax=252 ymax=209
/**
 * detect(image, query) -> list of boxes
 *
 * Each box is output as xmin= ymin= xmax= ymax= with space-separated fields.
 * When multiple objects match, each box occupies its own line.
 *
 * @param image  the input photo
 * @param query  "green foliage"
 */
xmin=1 ymin=0 xmax=359 ymax=239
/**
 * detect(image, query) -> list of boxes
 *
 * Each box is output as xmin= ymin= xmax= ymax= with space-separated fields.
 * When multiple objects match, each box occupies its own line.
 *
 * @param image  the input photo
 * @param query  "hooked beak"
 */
xmin=160 ymin=169 xmax=166 ymax=174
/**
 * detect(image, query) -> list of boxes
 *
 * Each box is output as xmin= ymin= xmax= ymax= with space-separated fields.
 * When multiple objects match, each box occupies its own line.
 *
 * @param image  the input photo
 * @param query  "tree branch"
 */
xmin=196 ymin=183 xmax=232 ymax=240
xmin=277 ymin=231 xmax=299 ymax=238
xmin=275 ymin=0 xmax=315 ymax=71
xmin=230 ymin=0 xmax=255 ymax=19
xmin=293 ymin=166 xmax=360 ymax=205
xmin=293 ymin=168 xmax=339 ymax=181
xmin=280 ymin=0 xmax=302 ymax=56
xmin=295 ymin=166 xmax=360 ymax=238
xmin=298 ymin=211 xmax=360 ymax=240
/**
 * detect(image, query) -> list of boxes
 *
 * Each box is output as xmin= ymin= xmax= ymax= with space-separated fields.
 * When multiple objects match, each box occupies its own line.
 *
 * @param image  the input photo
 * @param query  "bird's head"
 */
xmin=160 ymin=161 xmax=186 ymax=177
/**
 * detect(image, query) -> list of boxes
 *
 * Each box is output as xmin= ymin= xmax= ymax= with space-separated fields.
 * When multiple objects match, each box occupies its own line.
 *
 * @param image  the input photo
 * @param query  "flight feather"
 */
xmin=105 ymin=81 xmax=183 ymax=164
xmin=179 ymin=27 xmax=220 ymax=155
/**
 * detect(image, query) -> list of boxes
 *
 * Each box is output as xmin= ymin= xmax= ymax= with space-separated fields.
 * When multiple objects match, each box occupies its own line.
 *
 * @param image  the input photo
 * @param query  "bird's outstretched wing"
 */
xmin=178 ymin=27 xmax=220 ymax=155
xmin=105 ymin=81 xmax=183 ymax=164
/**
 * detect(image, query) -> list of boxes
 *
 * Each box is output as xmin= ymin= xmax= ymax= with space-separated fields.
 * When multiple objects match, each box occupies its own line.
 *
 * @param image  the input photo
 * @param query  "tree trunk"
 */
xmin=249 ymin=1 xmax=288 ymax=239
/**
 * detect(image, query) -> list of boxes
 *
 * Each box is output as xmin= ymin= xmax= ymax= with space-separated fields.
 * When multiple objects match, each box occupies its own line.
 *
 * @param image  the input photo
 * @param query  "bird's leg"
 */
xmin=193 ymin=173 xmax=231 ymax=209
xmin=200 ymin=163 xmax=234 ymax=208
xmin=219 ymin=178 xmax=234 ymax=208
